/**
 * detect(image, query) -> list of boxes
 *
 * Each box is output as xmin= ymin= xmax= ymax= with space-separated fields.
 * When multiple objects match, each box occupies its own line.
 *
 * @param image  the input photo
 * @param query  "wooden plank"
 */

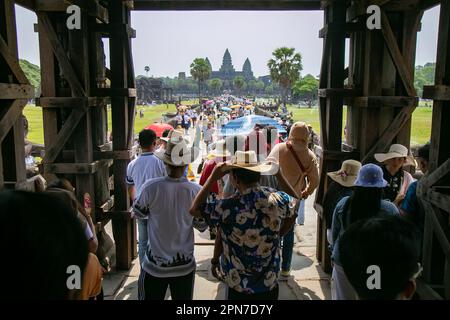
xmin=43 ymin=162 xmax=99 ymax=174
xmin=36 ymin=97 xmax=106 ymax=108
xmin=93 ymin=87 xmax=137 ymax=97
xmin=421 ymin=201 xmax=450 ymax=261
xmin=0 ymin=99 xmax=27 ymax=143
xmin=353 ymin=96 xmax=418 ymax=108
xmin=96 ymin=150 xmax=133 ymax=160
xmin=318 ymin=88 xmax=360 ymax=97
xmin=361 ymin=103 xmax=416 ymax=163
xmin=36 ymin=12 xmax=85 ymax=97
xmin=380 ymin=12 xmax=416 ymax=97
xmin=423 ymin=85 xmax=450 ymax=101
xmin=427 ymin=190 xmax=450 ymax=213
xmin=0 ymin=83 xmax=34 ymax=99
xmin=35 ymin=0 xmax=109 ymax=23
xmin=420 ymin=159 xmax=450 ymax=189
xmin=93 ymin=23 xmax=136 ymax=38
xmin=319 ymin=21 xmax=365 ymax=38
xmin=416 ymin=279 xmax=444 ymax=300
xmin=42 ymin=107 xmax=87 ymax=163
xmin=0 ymin=35 xmax=29 ymax=84
xmin=133 ymin=0 xmax=321 ymax=10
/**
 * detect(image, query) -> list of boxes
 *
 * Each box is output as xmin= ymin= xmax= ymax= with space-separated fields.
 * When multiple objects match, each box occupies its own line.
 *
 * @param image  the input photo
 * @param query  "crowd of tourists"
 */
xmin=0 ymin=96 xmax=428 ymax=301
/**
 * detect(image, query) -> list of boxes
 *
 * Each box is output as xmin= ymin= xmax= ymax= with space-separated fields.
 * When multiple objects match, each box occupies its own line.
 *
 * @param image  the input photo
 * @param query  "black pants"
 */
xmin=138 ymin=270 xmax=195 ymax=300
xmin=227 ymin=285 xmax=279 ymax=300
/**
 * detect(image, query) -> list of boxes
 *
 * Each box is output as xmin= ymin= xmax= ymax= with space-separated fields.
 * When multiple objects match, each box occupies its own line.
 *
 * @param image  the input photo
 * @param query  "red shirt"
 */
xmin=199 ymin=159 xmax=219 ymax=194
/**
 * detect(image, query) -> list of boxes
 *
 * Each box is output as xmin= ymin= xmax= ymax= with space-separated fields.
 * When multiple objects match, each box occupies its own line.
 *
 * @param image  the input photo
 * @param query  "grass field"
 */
xmin=23 ymin=101 xmax=432 ymax=146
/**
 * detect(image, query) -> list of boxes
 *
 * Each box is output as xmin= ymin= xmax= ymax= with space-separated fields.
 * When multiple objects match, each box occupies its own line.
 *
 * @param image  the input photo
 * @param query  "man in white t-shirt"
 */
xmin=203 ymin=122 xmax=214 ymax=152
xmin=126 ymin=129 xmax=166 ymax=265
xmin=133 ymin=130 xmax=207 ymax=300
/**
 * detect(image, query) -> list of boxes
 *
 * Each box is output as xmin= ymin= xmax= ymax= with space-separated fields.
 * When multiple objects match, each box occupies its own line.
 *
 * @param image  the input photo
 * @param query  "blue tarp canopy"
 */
xmin=221 ymin=106 xmax=232 ymax=112
xmin=220 ymin=115 xmax=286 ymax=136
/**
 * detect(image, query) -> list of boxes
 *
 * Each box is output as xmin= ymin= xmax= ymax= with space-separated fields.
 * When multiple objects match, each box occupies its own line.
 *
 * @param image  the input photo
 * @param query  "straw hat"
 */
xmin=221 ymin=150 xmax=278 ymax=174
xmin=155 ymin=130 xmax=199 ymax=166
xmin=374 ymin=144 xmax=415 ymax=166
xmin=327 ymin=159 xmax=362 ymax=187
xmin=207 ymin=140 xmax=231 ymax=160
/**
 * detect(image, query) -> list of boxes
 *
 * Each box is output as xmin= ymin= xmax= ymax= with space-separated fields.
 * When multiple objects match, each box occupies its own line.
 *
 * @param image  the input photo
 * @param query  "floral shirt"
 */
xmin=204 ymin=186 xmax=294 ymax=294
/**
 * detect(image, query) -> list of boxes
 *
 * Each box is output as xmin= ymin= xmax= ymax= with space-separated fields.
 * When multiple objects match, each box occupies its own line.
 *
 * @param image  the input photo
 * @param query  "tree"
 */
xmin=144 ymin=65 xmax=150 ymax=77
xmin=247 ymin=79 xmax=257 ymax=94
xmin=208 ymin=78 xmax=223 ymax=94
xmin=292 ymin=74 xmax=319 ymax=108
xmin=267 ymin=47 xmax=303 ymax=108
xmin=255 ymin=80 xmax=265 ymax=95
xmin=190 ymin=58 xmax=211 ymax=102
xmin=414 ymin=63 xmax=435 ymax=97
xmin=233 ymin=76 xmax=246 ymax=96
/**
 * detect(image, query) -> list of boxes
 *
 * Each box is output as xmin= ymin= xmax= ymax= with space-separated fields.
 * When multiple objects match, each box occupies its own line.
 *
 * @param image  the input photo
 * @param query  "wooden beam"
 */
xmin=0 ymin=35 xmax=29 ymax=84
xmin=0 ymin=99 xmax=27 ymax=143
xmin=133 ymin=0 xmax=322 ymax=11
xmin=420 ymin=159 xmax=450 ymax=189
xmin=318 ymin=88 xmax=360 ymax=97
xmin=421 ymin=200 xmax=450 ymax=261
xmin=427 ymin=189 xmax=450 ymax=219
xmin=423 ymin=85 xmax=450 ymax=101
xmin=93 ymin=23 xmax=136 ymax=38
xmin=43 ymin=162 xmax=100 ymax=174
xmin=36 ymin=97 xmax=106 ymax=108
xmin=0 ymin=83 xmax=34 ymax=99
xmin=353 ymin=96 xmax=418 ymax=108
xmin=35 ymin=0 xmax=108 ymax=23
xmin=361 ymin=103 xmax=416 ymax=163
xmin=42 ymin=106 xmax=87 ymax=163
xmin=319 ymin=21 xmax=365 ymax=38
xmin=380 ymin=12 xmax=416 ymax=97
xmin=36 ymin=12 xmax=85 ymax=97
xmin=93 ymin=87 xmax=136 ymax=97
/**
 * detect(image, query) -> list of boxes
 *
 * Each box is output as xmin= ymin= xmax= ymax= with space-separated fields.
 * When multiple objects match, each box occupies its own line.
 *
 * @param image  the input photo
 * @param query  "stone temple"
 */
xmin=207 ymin=49 xmax=255 ymax=81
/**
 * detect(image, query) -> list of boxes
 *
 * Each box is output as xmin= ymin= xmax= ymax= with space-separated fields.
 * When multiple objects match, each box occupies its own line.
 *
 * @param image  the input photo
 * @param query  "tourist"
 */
xmin=133 ymin=130 xmax=206 ymax=300
xmin=266 ymin=122 xmax=319 ymax=278
xmin=189 ymin=151 xmax=296 ymax=300
xmin=375 ymin=144 xmax=415 ymax=207
xmin=339 ymin=215 xmax=421 ymax=300
xmin=203 ymin=122 xmax=215 ymax=152
xmin=0 ymin=190 xmax=102 ymax=299
xmin=323 ymin=160 xmax=362 ymax=242
xmin=46 ymin=179 xmax=99 ymax=254
xmin=156 ymin=128 xmax=173 ymax=152
xmin=329 ymin=164 xmax=400 ymax=300
xmin=126 ymin=129 xmax=167 ymax=265
xmin=400 ymin=143 xmax=430 ymax=239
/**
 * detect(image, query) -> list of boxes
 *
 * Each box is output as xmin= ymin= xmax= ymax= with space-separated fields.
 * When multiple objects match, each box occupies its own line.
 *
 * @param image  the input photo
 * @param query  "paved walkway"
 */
xmin=103 ymin=125 xmax=331 ymax=300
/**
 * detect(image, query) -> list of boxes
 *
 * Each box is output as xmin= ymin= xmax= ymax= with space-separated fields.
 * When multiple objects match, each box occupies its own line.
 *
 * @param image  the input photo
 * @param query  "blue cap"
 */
xmin=354 ymin=164 xmax=388 ymax=188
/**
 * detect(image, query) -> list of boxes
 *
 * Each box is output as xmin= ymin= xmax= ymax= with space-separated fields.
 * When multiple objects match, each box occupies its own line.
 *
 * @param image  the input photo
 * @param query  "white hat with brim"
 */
xmin=207 ymin=140 xmax=231 ymax=159
xmin=155 ymin=130 xmax=199 ymax=166
xmin=374 ymin=144 xmax=414 ymax=165
xmin=327 ymin=159 xmax=362 ymax=187
xmin=221 ymin=151 xmax=279 ymax=175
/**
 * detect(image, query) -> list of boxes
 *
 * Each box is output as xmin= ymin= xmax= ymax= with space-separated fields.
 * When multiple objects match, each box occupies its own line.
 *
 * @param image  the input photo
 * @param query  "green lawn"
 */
xmin=23 ymin=101 xmax=432 ymax=146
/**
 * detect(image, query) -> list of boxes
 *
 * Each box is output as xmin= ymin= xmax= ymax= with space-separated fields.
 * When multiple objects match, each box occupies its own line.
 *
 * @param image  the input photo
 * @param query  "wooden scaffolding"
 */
xmin=1 ymin=0 xmax=449 ymax=299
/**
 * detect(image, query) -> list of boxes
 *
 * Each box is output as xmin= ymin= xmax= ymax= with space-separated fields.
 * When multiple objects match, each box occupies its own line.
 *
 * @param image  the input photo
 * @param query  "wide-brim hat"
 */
xmin=155 ymin=130 xmax=199 ymax=166
xmin=221 ymin=150 xmax=278 ymax=175
xmin=374 ymin=144 xmax=414 ymax=166
xmin=207 ymin=140 xmax=231 ymax=159
xmin=354 ymin=164 xmax=388 ymax=188
xmin=327 ymin=159 xmax=362 ymax=187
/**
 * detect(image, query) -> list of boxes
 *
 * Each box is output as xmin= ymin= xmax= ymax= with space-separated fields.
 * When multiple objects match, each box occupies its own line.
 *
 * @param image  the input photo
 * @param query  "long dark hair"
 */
xmin=347 ymin=186 xmax=382 ymax=225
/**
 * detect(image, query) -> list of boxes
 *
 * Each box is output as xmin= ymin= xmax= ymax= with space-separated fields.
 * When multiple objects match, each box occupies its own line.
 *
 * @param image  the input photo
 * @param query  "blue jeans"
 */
xmin=282 ymin=225 xmax=294 ymax=272
xmin=137 ymin=219 xmax=148 ymax=265
xmin=296 ymin=199 xmax=305 ymax=225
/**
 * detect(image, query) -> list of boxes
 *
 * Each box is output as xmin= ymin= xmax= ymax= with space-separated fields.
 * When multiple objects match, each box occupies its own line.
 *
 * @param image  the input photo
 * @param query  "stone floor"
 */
xmin=103 ymin=193 xmax=331 ymax=300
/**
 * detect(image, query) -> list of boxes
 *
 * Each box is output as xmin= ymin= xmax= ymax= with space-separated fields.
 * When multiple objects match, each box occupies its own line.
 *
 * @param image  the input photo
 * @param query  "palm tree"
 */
xmin=267 ymin=47 xmax=303 ymax=109
xmin=233 ymin=76 xmax=246 ymax=96
xmin=144 ymin=65 xmax=150 ymax=77
xmin=209 ymin=78 xmax=223 ymax=94
xmin=190 ymin=58 xmax=211 ymax=102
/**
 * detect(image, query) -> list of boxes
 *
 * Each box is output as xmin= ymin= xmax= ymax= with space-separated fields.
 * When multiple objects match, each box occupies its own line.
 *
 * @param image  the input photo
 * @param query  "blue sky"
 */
xmin=15 ymin=5 xmax=440 ymax=78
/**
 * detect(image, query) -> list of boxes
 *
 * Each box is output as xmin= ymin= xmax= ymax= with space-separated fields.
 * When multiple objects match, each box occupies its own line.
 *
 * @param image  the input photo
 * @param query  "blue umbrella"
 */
xmin=221 ymin=106 xmax=232 ymax=112
xmin=220 ymin=115 xmax=287 ymax=136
